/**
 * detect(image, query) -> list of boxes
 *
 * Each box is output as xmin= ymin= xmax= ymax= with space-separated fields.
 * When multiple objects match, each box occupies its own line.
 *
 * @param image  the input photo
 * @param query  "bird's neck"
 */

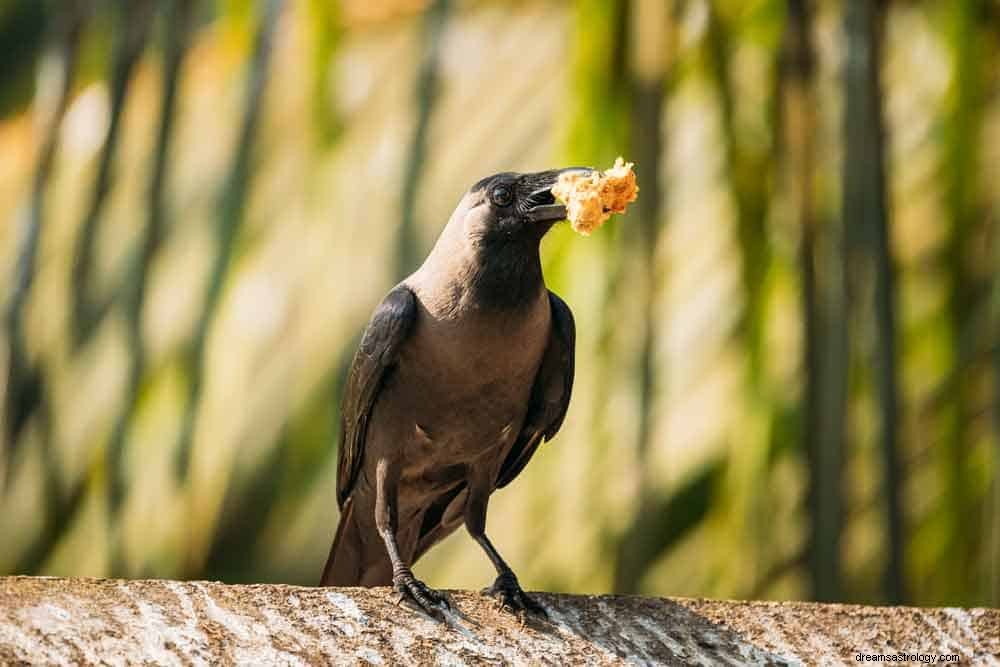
xmin=468 ymin=237 xmax=545 ymax=311
xmin=414 ymin=234 xmax=546 ymax=319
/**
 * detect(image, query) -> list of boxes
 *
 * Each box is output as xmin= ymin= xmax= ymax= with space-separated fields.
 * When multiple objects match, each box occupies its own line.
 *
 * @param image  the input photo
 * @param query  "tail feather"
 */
xmin=320 ymin=497 xmax=362 ymax=586
xmin=319 ymin=496 xmax=393 ymax=586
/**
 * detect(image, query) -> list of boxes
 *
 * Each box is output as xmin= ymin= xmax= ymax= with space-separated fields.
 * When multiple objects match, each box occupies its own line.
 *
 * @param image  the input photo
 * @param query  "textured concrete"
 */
xmin=0 ymin=577 xmax=997 ymax=665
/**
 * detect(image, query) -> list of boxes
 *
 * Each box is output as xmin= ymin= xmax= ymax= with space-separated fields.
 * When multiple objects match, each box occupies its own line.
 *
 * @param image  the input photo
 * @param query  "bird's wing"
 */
xmin=337 ymin=285 xmax=418 ymax=508
xmin=495 ymin=290 xmax=576 ymax=489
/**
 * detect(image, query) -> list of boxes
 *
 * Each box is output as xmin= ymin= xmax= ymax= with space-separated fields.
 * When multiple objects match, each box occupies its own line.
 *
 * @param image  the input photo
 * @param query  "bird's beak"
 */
xmin=524 ymin=167 xmax=595 ymax=223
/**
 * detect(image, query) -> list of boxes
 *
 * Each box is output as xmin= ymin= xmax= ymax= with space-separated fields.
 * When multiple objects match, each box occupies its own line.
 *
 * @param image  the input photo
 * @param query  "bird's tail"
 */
xmin=320 ymin=496 xmax=361 ymax=586
xmin=319 ymin=496 xmax=392 ymax=587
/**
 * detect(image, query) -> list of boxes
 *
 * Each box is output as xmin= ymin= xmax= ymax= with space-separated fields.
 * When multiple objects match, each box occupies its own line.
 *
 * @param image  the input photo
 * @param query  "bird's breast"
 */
xmin=385 ymin=293 xmax=550 ymax=467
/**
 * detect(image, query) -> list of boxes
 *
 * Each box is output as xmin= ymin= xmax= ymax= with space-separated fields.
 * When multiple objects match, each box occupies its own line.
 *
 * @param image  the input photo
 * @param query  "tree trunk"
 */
xmin=842 ymin=0 xmax=904 ymax=604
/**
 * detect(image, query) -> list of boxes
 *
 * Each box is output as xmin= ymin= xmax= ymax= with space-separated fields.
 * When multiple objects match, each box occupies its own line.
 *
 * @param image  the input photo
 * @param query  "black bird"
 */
xmin=319 ymin=167 xmax=588 ymax=620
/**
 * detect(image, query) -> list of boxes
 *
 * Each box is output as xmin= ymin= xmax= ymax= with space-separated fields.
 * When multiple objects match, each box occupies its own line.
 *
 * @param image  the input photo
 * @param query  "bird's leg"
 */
xmin=374 ymin=459 xmax=450 ymax=621
xmin=465 ymin=489 xmax=547 ymax=618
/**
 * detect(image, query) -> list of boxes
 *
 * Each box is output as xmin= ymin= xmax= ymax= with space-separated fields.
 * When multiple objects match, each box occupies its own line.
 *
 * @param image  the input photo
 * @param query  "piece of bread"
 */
xmin=551 ymin=157 xmax=639 ymax=235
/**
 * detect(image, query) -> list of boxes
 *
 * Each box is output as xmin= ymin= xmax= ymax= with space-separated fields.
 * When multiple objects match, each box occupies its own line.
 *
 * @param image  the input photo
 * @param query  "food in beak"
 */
xmin=551 ymin=157 xmax=639 ymax=235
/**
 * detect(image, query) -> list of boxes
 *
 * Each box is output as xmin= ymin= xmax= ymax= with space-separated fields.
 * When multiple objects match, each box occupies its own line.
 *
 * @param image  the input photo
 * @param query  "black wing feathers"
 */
xmin=336 ymin=285 xmax=418 ymax=508
xmin=495 ymin=291 xmax=576 ymax=489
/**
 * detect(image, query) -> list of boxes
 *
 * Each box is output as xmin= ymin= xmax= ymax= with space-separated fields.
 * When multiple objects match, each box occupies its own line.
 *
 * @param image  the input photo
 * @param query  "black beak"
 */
xmin=524 ymin=167 xmax=595 ymax=223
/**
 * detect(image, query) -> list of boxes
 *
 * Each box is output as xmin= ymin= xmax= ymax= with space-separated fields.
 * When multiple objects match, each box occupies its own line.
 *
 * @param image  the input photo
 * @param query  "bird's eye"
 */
xmin=490 ymin=186 xmax=513 ymax=208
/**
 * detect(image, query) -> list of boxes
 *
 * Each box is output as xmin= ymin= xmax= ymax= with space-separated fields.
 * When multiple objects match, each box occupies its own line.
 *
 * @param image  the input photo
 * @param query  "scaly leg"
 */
xmin=374 ymin=459 xmax=450 ymax=620
xmin=465 ymin=485 xmax=546 ymax=618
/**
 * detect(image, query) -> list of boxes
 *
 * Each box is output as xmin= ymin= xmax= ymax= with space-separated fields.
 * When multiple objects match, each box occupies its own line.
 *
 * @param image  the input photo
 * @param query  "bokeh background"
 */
xmin=2 ymin=0 xmax=998 ymax=608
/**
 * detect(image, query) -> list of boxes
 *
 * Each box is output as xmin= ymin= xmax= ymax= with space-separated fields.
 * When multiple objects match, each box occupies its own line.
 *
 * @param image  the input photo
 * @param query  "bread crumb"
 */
xmin=551 ymin=157 xmax=639 ymax=235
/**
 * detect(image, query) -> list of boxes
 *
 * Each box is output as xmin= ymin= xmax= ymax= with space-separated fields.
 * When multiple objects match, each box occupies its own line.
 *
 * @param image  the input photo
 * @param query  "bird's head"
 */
xmin=453 ymin=167 xmax=594 ymax=247
xmin=418 ymin=167 xmax=596 ymax=311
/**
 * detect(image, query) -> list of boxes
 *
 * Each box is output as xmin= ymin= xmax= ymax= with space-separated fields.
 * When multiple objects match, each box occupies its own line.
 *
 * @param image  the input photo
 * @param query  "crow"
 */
xmin=320 ymin=167 xmax=589 ymax=621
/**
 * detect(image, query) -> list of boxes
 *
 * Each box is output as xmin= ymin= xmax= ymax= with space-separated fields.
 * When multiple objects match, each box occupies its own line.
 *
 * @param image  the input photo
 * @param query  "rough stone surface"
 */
xmin=0 ymin=577 xmax=997 ymax=665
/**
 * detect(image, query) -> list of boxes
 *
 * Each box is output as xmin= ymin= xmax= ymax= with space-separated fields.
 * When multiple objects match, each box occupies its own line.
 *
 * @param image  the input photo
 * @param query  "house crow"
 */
xmin=320 ymin=167 xmax=589 ymax=620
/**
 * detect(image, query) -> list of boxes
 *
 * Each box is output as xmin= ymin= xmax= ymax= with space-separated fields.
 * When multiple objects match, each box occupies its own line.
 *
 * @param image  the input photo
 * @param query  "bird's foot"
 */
xmin=393 ymin=571 xmax=451 ymax=622
xmin=483 ymin=571 xmax=547 ymax=622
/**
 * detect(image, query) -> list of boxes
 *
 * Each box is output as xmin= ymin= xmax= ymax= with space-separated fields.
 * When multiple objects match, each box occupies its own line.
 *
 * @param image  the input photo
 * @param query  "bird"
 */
xmin=319 ymin=167 xmax=588 ymax=620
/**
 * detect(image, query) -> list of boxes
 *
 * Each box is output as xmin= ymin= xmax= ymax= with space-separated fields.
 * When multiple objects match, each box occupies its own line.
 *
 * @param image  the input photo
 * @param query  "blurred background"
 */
xmin=1 ymin=0 xmax=998 ymax=609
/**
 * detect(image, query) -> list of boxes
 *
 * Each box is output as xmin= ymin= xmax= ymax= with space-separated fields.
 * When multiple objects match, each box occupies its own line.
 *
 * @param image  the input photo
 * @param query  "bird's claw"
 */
xmin=482 ymin=571 xmax=547 ymax=620
xmin=393 ymin=572 xmax=451 ymax=622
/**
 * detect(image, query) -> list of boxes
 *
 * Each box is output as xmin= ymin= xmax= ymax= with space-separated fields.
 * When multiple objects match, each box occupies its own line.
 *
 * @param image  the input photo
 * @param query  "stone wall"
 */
xmin=1 ymin=577 xmax=997 ymax=665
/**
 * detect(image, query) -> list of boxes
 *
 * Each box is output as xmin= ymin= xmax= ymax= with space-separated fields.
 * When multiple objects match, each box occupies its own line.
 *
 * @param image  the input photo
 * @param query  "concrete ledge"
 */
xmin=0 ymin=577 xmax=997 ymax=665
